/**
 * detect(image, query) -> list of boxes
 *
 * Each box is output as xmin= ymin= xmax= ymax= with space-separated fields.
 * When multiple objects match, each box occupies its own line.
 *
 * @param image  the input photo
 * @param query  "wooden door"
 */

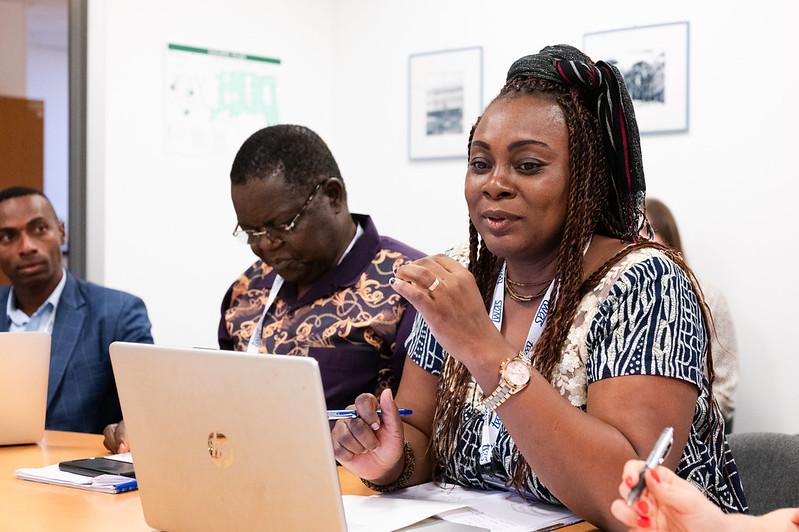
xmin=0 ymin=95 xmax=45 ymax=285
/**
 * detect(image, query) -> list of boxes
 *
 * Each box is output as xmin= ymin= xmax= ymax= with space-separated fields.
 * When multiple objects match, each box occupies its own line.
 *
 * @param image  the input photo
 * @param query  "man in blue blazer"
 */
xmin=0 ymin=187 xmax=153 ymax=434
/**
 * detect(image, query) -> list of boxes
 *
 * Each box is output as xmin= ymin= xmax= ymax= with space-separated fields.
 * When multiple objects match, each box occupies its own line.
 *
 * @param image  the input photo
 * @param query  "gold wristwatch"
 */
xmin=480 ymin=353 xmax=532 ymax=412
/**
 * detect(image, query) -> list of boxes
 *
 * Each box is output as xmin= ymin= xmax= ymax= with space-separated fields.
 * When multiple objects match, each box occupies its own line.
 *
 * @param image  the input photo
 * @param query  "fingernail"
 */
xmin=636 ymin=499 xmax=649 ymax=515
xmin=636 ymin=515 xmax=651 ymax=528
xmin=370 ymin=422 xmax=380 ymax=431
xmin=650 ymin=468 xmax=661 ymax=483
xmin=625 ymin=476 xmax=635 ymax=488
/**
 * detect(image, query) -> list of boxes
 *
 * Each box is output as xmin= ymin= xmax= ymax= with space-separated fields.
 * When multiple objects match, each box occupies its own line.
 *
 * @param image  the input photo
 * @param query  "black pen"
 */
xmin=627 ymin=427 xmax=674 ymax=506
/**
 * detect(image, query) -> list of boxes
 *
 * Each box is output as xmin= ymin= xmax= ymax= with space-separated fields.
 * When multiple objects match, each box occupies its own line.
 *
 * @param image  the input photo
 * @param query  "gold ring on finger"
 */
xmin=427 ymin=277 xmax=441 ymax=292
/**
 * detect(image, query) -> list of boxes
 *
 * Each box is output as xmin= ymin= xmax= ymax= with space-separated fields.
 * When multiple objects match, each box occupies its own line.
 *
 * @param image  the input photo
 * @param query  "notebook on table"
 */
xmin=16 ymin=452 xmax=137 ymax=493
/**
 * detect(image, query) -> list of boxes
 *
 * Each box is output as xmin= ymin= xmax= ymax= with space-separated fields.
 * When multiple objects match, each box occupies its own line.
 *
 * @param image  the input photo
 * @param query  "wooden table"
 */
xmin=1 ymin=431 xmax=595 ymax=531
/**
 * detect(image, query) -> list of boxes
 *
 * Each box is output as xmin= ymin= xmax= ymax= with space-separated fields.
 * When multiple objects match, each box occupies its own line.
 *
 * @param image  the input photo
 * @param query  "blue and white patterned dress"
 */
xmin=406 ymin=247 xmax=748 ymax=513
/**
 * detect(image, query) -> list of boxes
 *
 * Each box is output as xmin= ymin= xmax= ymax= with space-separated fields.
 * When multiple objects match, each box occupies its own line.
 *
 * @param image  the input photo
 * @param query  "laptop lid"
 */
xmin=110 ymin=343 xmax=348 ymax=532
xmin=0 ymin=332 xmax=50 ymax=446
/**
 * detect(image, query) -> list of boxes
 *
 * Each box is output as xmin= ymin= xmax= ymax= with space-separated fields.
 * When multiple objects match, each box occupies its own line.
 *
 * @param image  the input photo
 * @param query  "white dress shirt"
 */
xmin=6 ymin=268 xmax=68 ymax=334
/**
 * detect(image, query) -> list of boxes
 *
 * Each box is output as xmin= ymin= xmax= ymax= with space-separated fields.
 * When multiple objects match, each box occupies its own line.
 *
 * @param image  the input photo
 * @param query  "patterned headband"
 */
xmin=507 ymin=45 xmax=646 ymax=241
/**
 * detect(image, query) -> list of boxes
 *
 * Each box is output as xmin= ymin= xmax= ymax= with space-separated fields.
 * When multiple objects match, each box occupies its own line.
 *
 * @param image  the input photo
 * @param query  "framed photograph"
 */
xmin=408 ymin=47 xmax=483 ymax=160
xmin=584 ymin=22 xmax=689 ymax=134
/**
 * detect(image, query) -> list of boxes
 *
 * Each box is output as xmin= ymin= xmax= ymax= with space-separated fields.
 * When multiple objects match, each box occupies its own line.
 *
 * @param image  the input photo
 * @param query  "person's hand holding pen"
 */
xmin=331 ymin=388 xmax=406 ymax=484
xmin=611 ymin=459 xmax=799 ymax=531
xmin=611 ymin=458 xmax=721 ymax=531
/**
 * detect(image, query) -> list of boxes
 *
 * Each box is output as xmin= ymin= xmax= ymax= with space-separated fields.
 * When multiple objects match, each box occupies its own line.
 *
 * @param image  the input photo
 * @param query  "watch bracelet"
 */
xmin=488 ymin=389 xmax=511 ymax=411
xmin=481 ymin=384 xmax=510 ymax=412
xmin=360 ymin=441 xmax=415 ymax=493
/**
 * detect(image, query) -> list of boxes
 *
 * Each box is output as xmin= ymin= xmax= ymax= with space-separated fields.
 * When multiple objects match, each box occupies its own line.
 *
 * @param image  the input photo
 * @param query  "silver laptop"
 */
xmin=110 ymin=343 xmax=348 ymax=532
xmin=0 ymin=332 xmax=50 ymax=445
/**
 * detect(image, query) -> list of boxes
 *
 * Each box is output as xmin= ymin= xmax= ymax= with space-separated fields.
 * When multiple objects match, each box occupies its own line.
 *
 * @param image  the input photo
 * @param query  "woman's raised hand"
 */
xmin=391 ymin=255 xmax=502 ymax=366
xmin=331 ymin=388 xmax=405 ymax=483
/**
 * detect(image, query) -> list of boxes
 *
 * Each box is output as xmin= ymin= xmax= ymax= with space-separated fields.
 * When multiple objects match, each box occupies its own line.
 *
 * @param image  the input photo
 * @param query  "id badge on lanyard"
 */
xmin=246 ymin=276 xmax=285 ymax=353
xmin=479 ymin=263 xmax=553 ymax=466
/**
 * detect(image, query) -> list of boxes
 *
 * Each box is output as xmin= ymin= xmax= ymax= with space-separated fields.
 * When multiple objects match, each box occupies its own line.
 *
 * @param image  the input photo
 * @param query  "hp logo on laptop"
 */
xmin=207 ymin=432 xmax=233 ymax=468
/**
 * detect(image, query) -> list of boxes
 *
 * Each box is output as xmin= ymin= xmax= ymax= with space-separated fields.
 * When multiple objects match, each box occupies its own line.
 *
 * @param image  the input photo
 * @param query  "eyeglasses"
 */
xmin=232 ymin=179 xmax=326 ymax=246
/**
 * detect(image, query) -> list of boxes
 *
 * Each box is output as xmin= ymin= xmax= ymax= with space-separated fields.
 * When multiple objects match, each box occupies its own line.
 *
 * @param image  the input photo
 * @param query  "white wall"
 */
xmin=0 ymin=1 xmax=27 ymax=97
xmin=88 ymin=0 xmax=799 ymax=433
xmin=329 ymin=0 xmax=799 ymax=434
xmin=87 ymin=0 xmax=338 ymax=348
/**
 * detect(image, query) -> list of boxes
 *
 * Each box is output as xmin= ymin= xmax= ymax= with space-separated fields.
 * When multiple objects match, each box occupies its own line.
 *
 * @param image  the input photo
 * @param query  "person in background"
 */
xmin=0 ymin=187 xmax=153 ymax=439
xmin=611 ymin=459 xmax=799 ymax=531
xmin=332 ymin=44 xmax=747 ymax=531
xmin=645 ymin=197 xmax=739 ymax=432
xmin=220 ymin=124 xmax=423 ymax=410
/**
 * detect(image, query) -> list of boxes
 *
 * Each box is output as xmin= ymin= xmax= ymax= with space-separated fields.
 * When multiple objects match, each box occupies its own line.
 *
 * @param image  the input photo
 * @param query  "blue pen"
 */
xmin=327 ymin=408 xmax=412 ymax=420
xmin=113 ymin=479 xmax=138 ymax=493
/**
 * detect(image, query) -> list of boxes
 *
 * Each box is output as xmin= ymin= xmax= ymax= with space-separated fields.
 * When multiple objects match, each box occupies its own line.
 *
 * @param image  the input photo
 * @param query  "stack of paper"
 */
xmin=15 ymin=452 xmax=137 ymax=494
xmin=343 ymin=495 xmax=469 ymax=532
xmin=342 ymin=482 xmax=580 ymax=532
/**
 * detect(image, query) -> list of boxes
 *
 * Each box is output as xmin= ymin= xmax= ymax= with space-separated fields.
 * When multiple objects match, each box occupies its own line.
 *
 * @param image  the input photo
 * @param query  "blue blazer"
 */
xmin=0 ymin=273 xmax=153 ymax=434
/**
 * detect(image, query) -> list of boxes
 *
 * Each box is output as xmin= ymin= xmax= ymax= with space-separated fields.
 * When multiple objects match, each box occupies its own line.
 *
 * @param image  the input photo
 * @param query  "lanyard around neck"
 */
xmin=245 ymin=222 xmax=363 ymax=354
xmin=489 ymin=262 xmax=554 ymax=361
xmin=480 ymin=262 xmax=554 ymax=465
xmin=246 ymin=276 xmax=285 ymax=353
xmin=479 ymin=239 xmax=591 ymax=466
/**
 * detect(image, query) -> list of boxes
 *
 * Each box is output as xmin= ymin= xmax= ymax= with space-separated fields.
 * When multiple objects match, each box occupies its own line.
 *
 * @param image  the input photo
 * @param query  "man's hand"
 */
xmin=102 ymin=420 xmax=129 ymax=453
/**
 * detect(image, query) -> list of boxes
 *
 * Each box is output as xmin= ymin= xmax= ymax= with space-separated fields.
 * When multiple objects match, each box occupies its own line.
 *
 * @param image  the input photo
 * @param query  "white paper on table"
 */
xmin=342 ymin=494 xmax=467 ymax=532
xmin=104 ymin=452 xmax=133 ymax=463
xmin=15 ymin=464 xmax=132 ymax=494
xmin=382 ymin=482 xmax=581 ymax=531
xmin=435 ymin=507 xmax=529 ymax=532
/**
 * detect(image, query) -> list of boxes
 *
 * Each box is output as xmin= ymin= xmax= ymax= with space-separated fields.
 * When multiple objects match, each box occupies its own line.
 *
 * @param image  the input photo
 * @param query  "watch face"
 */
xmin=505 ymin=359 xmax=531 ymax=387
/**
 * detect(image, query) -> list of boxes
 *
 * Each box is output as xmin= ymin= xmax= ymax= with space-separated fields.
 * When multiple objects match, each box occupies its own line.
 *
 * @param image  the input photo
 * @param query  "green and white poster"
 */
xmin=164 ymin=43 xmax=280 ymax=154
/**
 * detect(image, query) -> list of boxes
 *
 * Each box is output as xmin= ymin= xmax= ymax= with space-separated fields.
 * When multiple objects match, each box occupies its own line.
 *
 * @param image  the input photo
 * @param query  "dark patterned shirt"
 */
xmin=407 ymin=248 xmax=748 ymax=513
xmin=219 ymin=214 xmax=423 ymax=410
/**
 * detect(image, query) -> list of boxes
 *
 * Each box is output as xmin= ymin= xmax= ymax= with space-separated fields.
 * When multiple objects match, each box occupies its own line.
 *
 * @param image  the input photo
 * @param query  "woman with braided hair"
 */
xmin=331 ymin=44 xmax=747 ymax=530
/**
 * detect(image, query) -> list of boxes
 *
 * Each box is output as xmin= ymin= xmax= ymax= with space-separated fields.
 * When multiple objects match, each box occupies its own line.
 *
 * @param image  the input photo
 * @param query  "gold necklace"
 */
xmin=505 ymin=276 xmax=552 ymax=288
xmin=504 ymin=277 xmax=551 ymax=303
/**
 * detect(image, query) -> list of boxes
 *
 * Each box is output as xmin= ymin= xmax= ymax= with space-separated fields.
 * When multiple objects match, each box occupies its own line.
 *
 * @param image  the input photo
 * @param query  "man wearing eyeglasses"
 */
xmin=221 ymin=124 xmax=423 ymax=411
xmin=0 ymin=187 xmax=153 ymax=438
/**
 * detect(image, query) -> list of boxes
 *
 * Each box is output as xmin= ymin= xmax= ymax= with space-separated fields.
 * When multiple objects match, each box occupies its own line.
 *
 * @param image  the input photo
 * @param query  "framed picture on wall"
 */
xmin=408 ymin=46 xmax=483 ymax=160
xmin=584 ymin=21 xmax=689 ymax=134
